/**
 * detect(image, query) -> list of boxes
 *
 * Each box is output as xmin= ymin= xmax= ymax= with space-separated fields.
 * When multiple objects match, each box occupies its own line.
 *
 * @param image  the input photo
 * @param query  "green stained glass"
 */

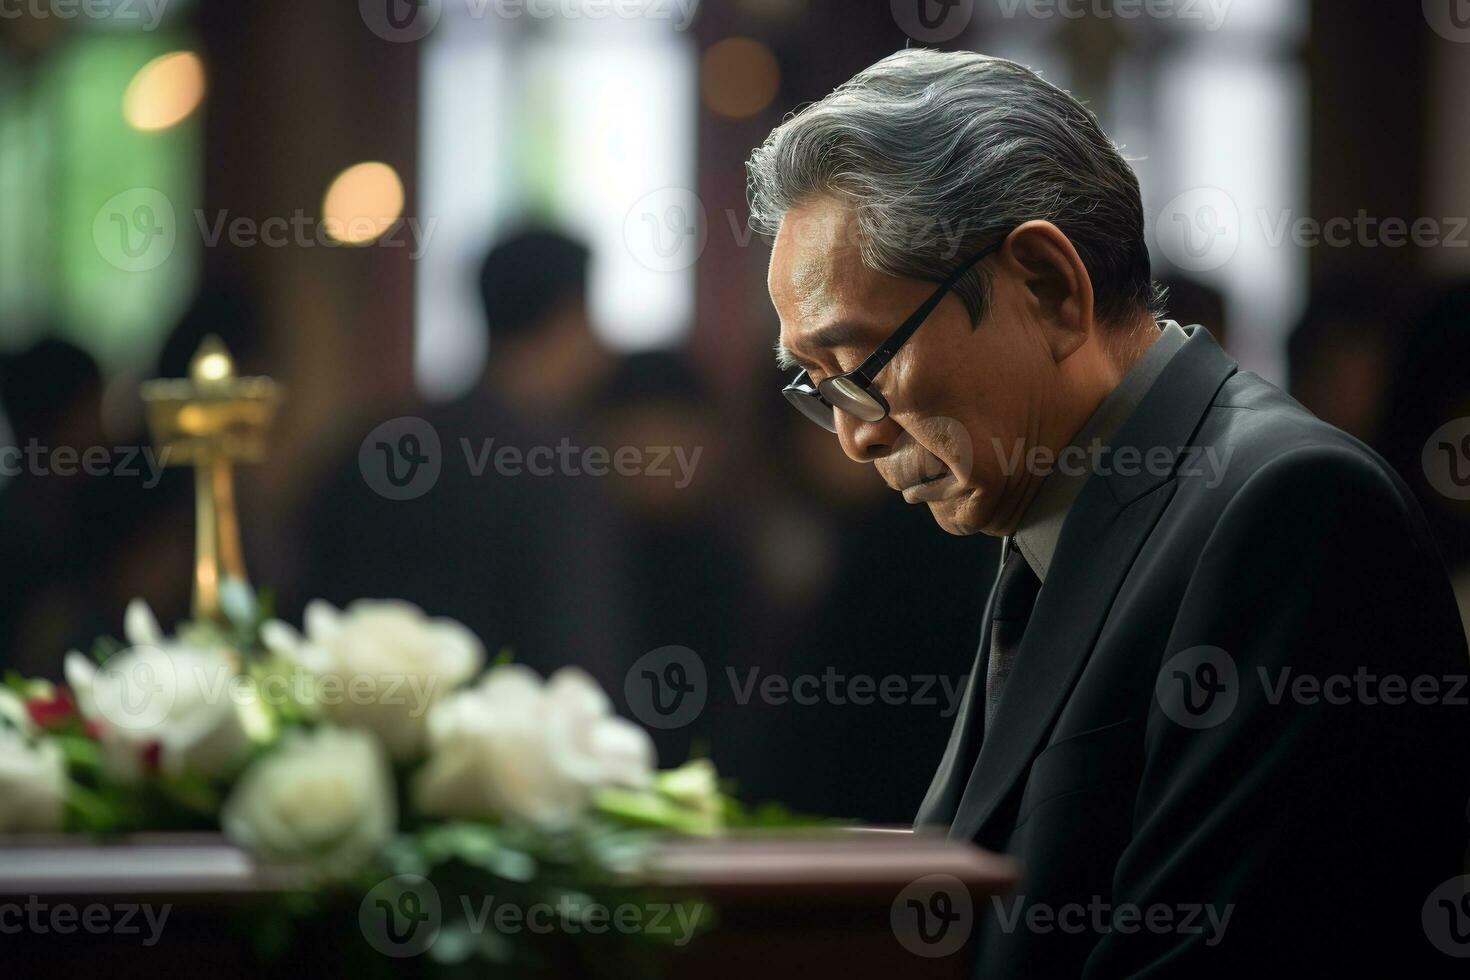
xmin=1 ymin=31 xmax=200 ymax=373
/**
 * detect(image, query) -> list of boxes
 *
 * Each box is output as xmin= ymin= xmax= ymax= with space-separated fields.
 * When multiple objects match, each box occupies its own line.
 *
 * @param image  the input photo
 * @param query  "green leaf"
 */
xmin=90 ymin=635 xmax=122 ymax=664
xmin=56 ymin=733 xmax=103 ymax=770
xmin=428 ymin=921 xmax=478 ymax=965
xmin=595 ymin=788 xmax=720 ymax=837
xmin=381 ymin=835 xmax=430 ymax=876
xmin=417 ymin=822 xmax=539 ymax=882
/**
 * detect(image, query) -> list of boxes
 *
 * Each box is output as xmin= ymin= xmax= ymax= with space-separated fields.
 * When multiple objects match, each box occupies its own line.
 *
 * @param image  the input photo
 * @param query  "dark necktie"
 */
xmin=983 ymin=537 xmax=1043 ymax=738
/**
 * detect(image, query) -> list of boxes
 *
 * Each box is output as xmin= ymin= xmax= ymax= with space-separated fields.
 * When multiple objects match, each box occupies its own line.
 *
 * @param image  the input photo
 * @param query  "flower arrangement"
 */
xmin=1 ymin=586 xmax=785 ymax=972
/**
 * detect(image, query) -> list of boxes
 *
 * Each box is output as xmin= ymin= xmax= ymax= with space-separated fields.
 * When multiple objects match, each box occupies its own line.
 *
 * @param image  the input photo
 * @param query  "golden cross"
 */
xmin=141 ymin=337 xmax=282 ymax=623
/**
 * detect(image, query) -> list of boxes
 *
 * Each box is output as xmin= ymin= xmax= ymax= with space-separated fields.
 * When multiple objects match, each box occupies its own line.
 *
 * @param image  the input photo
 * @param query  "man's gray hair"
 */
xmin=747 ymin=48 xmax=1162 ymax=327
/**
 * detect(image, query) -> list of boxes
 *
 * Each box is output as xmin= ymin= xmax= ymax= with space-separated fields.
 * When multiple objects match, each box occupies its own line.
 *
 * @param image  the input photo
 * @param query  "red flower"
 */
xmin=25 ymin=688 xmax=78 ymax=731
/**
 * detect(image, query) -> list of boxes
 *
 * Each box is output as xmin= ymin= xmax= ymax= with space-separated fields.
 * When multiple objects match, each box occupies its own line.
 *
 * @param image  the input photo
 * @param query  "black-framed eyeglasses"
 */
xmin=781 ymin=238 xmax=1004 ymax=433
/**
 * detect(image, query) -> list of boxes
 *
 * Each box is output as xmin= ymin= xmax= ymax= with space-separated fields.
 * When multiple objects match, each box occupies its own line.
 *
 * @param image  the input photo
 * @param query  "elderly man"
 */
xmin=749 ymin=49 xmax=1470 ymax=976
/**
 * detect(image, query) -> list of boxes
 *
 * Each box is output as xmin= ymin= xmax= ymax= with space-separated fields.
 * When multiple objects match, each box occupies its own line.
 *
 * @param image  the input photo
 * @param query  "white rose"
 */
xmin=415 ymin=664 xmax=655 ymax=831
xmin=65 ymin=599 xmax=250 ymax=780
xmin=0 ymin=689 xmax=68 ymax=832
xmin=223 ymin=726 xmax=395 ymax=874
xmin=262 ymin=600 xmax=483 ymax=760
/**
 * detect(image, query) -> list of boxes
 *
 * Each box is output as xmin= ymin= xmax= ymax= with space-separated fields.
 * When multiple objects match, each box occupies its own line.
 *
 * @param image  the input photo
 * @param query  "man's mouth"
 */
xmin=893 ymin=470 xmax=952 ymax=493
xmin=901 ymin=472 xmax=947 ymax=492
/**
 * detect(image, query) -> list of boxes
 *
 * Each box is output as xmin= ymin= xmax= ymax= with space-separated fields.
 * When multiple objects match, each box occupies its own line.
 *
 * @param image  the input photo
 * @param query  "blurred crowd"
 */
xmin=4 ymin=228 xmax=1469 ymax=823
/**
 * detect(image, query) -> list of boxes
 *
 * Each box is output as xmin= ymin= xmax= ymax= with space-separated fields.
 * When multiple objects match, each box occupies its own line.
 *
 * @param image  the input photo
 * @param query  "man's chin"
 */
xmin=925 ymin=495 xmax=987 ymax=536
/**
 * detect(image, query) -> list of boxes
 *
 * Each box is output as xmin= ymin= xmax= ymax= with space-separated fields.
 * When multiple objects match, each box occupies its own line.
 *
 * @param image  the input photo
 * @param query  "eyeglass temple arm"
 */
xmin=848 ymin=240 xmax=1002 ymax=384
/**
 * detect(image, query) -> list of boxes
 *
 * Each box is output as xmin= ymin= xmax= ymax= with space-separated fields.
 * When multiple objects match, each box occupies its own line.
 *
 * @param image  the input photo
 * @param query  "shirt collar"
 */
xmin=1011 ymin=320 xmax=1190 ymax=582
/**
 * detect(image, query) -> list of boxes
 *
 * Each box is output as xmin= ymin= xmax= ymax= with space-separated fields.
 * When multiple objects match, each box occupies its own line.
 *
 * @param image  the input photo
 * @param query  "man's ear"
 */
xmin=999 ymin=220 xmax=1095 ymax=362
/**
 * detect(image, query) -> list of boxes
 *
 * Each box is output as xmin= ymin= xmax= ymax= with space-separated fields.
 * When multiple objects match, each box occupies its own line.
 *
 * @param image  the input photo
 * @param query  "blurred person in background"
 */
xmin=588 ymin=350 xmax=745 ymax=771
xmin=0 ymin=290 xmax=272 ymax=674
xmin=296 ymin=227 xmax=628 ymax=688
xmin=0 ymin=339 xmax=113 ymax=672
xmin=1380 ymin=279 xmax=1470 ymax=641
xmin=1287 ymin=276 xmax=1405 ymax=448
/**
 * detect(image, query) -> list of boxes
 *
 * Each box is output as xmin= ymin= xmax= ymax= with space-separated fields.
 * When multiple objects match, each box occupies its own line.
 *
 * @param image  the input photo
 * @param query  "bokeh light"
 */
xmin=321 ymin=162 xmax=405 ymax=245
xmin=123 ymin=52 xmax=206 ymax=132
xmin=700 ymin=37 xmax=779 ymax=120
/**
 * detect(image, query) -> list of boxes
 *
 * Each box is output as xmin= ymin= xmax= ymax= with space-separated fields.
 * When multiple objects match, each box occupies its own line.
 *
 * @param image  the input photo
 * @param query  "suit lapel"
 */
xmin=914 ymin=561 xmax=1005 ymax=826
xmin=942 ymin=325 xmax=1239 ymax=843
xmin=950 ymin=478 xmax=1175 ymax=842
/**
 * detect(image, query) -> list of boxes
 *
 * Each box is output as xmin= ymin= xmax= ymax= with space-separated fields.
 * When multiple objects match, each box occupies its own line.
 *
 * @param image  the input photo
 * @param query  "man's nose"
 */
xmin=835 ymin=410 xmax=903 ymax=463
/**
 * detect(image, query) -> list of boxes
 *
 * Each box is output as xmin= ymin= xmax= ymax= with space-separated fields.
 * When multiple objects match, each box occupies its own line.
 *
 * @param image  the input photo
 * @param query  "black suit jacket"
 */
xmin=916 ymin=325 xmax=1470 ymax=976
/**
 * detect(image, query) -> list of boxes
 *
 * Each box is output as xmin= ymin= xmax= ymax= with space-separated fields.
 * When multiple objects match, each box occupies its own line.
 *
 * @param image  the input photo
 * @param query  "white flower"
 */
xmin=656 ymin=758 xmax=722 ymax=817
xmin=261 ymin=600 xmax=483 ymax=761
xmin=223 ymin=726 xmax=395 ymax=874
xmin=0 ymin=689 xmax=68 ymax=832
xmin=65 ymin=599 xmax=250 ymax=780
xmin=415 ymin=664 xmax=656 ymax=831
